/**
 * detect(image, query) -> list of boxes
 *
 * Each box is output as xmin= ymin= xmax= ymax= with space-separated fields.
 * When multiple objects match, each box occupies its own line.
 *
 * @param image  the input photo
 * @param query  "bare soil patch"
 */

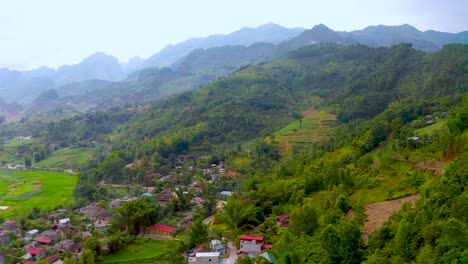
xmin=33 ymin=184 xmax=42 ymax=189
xmin=362 ymin=194 xmax=421 ymax=243
xmin=414 ymin=160 xmax=444 ymax=176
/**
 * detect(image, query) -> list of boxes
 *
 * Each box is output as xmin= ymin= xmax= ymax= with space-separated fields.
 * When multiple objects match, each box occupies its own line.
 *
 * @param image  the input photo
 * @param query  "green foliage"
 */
xmin=110 ymin=199 xmax=158 ymax=235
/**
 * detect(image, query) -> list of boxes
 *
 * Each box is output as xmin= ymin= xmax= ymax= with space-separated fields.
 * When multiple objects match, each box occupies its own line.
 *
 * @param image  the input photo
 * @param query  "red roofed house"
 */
xmin=35 ymin=236 xmax=52 ymax=246
xmin=149 ymin=224 xmax=177 ymax=236
xmin=4 ymin=220 xmax=17 ymax=231
xmin=28 ymin=247 xmax=46 ymax=261
xmin=239 ymin=235 xmax=264 ymax=255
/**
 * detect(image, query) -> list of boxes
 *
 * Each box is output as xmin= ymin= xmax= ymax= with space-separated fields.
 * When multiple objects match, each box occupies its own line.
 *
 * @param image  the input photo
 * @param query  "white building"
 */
xmin=239 ymin=235 xmax=264 ymax=254
xmin=188 ymin=252 xmax=220 ymax=264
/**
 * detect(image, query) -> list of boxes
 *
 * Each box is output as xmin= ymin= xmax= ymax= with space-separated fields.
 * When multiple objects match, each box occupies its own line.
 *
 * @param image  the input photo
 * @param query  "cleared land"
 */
xmin=36 ymin=147 xmax=94 ymax=169
xmin=102 ymin=239 xmax=170 ymax=264
xmin=362 ymin=194 xmax=420 ymax=243
xmin=275 ymin=102 xmax=337 ymax=157
xmin=0 ymin=168 xmax=76 ymax=218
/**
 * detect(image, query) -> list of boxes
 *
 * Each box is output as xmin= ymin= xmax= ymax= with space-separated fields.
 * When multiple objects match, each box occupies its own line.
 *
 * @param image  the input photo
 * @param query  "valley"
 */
xmin=0 ymin=16 xmax=465 ymax=264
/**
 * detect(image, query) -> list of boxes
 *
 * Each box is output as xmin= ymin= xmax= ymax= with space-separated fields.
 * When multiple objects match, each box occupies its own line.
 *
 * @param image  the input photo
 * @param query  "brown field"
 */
xmin=362 ymin=194 xmax=421 ymax=243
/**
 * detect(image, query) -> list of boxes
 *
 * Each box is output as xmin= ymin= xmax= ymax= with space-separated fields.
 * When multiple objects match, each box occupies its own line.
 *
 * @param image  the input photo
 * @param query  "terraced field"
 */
xmin=275 ymin=105 xmax=337 ymax=157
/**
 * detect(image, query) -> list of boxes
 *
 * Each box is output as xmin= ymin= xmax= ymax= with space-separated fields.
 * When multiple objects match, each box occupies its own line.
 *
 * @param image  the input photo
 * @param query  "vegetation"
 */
xmin=0 ymin=42 xmax=465 ymax=263
xmin=0 ymin=168 xmax=76 ymax=218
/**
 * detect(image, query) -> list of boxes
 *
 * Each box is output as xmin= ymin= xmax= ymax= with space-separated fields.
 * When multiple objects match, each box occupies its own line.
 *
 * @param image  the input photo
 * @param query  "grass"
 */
xmin=102 ymin=239 xmax=170 ymax=264
xmin=275 ymin=102 xmax=337 ymax=157
xmin=3 ymin=139 xmax=35 ymax=148
xmin=0 ymin=168 xmax=77 ymax=218
xmin=36 ymin=147 xmax=94 ymax=169
xmin=414 ymin=120 xmax=447 ymax=136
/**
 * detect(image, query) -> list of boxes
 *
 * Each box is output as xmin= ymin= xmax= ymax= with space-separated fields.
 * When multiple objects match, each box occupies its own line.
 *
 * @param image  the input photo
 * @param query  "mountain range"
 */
xmin=0 ymin=23 xmax=466 ymax=119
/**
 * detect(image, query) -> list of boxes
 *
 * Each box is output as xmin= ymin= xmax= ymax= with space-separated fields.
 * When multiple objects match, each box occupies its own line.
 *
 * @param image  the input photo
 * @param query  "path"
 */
xmin=202 ymin=215 xmax=237 ymax=263
xmin=225 ymin=241 xmax=238 ymax=264
xmin=362 ymin=194 xmax=421 ymax=243
xmin=202 ymin=215 xmax=215 ymax=226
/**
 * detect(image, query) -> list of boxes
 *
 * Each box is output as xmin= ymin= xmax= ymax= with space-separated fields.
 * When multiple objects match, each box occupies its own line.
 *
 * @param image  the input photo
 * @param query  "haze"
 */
xmin=1 ymin=0 xmax=467 ymax=70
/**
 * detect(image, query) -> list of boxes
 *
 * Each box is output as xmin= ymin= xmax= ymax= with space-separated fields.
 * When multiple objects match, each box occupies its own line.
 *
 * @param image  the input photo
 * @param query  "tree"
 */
xmin=110 ymin=199 xmax=156 ymax=235
xmin=188 ymin=218 xmax=208 ymax=247
xmin=224 ymin=196 xmax=259 ymax=230
xmin=24 ymin=154 xmax=32 ymax=168
xmin=79 ymin=249 xmax=95 ymax=264
xmin=63 ymin=258 xmax=78 ymax=264
xmin=290 ymin=202 xmax=319 ymax=235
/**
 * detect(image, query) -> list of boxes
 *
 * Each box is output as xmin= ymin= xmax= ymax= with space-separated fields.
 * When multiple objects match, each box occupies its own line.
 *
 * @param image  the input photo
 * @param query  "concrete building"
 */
xmin=188 ymin=252 xmax=220 ymax=264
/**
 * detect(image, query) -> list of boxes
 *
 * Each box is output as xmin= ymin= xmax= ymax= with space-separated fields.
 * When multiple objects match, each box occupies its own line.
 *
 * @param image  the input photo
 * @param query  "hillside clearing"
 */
xmin=362 ymin=194 xmax=421 ymax=243
xmin=275 ymin=100 xmax=337 ymax=157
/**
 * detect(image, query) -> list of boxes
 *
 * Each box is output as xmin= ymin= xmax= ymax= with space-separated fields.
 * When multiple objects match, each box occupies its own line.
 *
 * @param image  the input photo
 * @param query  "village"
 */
xmin=0 ymin=154 xmax=282 ymax=264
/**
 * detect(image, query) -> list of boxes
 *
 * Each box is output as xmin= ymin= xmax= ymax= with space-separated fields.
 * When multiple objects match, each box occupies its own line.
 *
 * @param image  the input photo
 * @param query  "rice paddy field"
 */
xmin=0 ymin=168 xmax=77 ymax=218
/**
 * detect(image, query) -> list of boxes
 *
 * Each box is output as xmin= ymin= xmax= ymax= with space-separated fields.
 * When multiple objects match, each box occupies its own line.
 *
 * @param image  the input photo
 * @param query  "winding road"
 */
xmin=202 ymin=215 xmax=237 ymax=264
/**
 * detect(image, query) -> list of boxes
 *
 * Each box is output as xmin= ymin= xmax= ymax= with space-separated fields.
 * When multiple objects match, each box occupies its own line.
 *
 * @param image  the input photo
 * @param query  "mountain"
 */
xmin=143 ymin=23 xmax=305 ymax=68
xmin=2 ymin=23 xmax=467 ymax=118
xmin=0 ymin=52 xmax=125 ymax=105
xmin=173 ymin=42 xmax=277 ymax=74
xmin=278 ymin=23 xmax=355 ymax=52
xmin=338 ymin=24 xmax=468 ymax=51
xmin=113 ymin=43 xmax=467 ymax=148
xmin=54 ymin=52 xmax=124 ymax=85
xmin=121 ymin=56 xmax=146 ymax=74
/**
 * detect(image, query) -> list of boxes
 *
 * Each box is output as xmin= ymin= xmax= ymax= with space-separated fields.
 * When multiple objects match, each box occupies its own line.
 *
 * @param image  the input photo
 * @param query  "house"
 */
xmin=27 ymin=247 xmax=46 ymax=261
xmin=55 ymin=239 xmax=81 ymax=254
xmin=95 ymin=210 xmax=112 ymax=222
xmin=58 ymin=218 xmax=70 ymax=226
xmin=210 ymin=239 xmax=226 ymax=254
xmin=35 ymin=236 xmax=52 ymax=246
xmin=25 ymin=229 xmax=39 ymax=240
xmin=149 ymin=224 xmax=177 ymax=236
xmin=159 ymin=189 xmax=174 ymax=203
xmin=275 ymin=214 xmax=290 ymax=228
xmin=110 ymin=199 xmax=122 ymax=208
xmin=238 ymin=235 xmax=264 ymax=255
xmin=41 ymin=230 xmax=59 ymax=242
xmin=3 ymin=219 xmax=17 ymax=231
xmin=0 ymin=231 xmax=10 ymax=246
xmin=220 ymin=191 xmax=234 ymax=201
xmin=94 ymin=220 xmax=110 ymax=232
xmin=45 ymin=255 xmax=63 ymax=264
xmin=56 ymin=224 xmax=79 ymax=238
xmin=177 ymin=154 xmax=193 ymax=163
xmin=188 ymin=252 xmax=220 ymax=264
xmin=79 ymin=204 xmax=99 ymax=218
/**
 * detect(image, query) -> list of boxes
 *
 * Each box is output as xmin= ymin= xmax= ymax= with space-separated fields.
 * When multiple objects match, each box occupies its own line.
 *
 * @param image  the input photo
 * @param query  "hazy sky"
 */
xmin=1 ymin=0 xmax=467 ymax=70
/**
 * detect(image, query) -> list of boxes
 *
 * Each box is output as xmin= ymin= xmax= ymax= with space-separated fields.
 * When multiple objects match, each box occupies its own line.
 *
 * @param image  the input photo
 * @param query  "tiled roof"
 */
xmin=240 ymin=235 xmax=264 ymax=241
xmin=36 ymin=236 xmax=52 ymax=244
xmin=28 ymin=247 xmax=44 ymax=255
xmin=150 ymin=224 xmax=177 ymax=232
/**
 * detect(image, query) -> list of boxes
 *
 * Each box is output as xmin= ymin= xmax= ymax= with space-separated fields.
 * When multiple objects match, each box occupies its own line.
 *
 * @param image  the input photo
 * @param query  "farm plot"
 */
xmin=0 ymin=168 xmax=77 ymax=218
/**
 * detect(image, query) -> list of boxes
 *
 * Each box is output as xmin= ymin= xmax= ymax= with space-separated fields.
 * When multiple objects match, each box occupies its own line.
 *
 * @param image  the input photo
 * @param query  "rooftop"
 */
xmin=240 ymin=235 xmax=264 ymax=242
xmin=28 ymin=247 xmax=44 ymax=255
xmin=196 ymin=252 xmax=220 ymax=257
xmin=150 ymin=224 xmax=177 ymax=232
